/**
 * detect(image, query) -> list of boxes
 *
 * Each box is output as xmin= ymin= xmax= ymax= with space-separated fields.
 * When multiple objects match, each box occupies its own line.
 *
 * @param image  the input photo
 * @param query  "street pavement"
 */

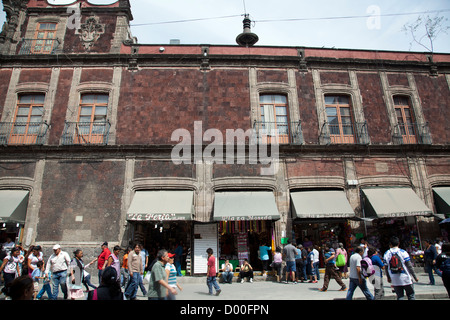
xmin=2 ymin=270 xmax=447 ymax=301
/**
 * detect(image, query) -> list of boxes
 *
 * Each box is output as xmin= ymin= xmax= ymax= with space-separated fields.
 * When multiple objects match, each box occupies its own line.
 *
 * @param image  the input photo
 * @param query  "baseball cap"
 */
xmin=168 ymin=253 xmax=176 ymax=258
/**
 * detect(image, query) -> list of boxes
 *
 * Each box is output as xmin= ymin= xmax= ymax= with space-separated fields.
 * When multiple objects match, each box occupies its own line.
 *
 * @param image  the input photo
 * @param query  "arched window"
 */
xmin=10 ymin=94 xmax=45 ymax=144
xmin=258 ymin=94 xmax=290 ymax=144
xmin=324 ymin=95 xmax=355 ymax=143
xmin=32 ymin=22 xmax=58 ymax=54
xmin=393 ymin=96 xmax=417 ymax=144
xmin=74 ymin=93 xmax=109 ymax=144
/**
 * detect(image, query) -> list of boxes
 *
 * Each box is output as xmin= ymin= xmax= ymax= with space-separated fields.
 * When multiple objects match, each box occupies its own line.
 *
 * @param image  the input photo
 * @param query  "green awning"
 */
xmin=0 ymin=190 xmax=29 ymax=224
xmin=362 ymin=187 xmax=432 ymax=218
xmin=433 ymin=187 xmax=450 ymax=216
xmin=213 ymin=191 xmax=280 ymax=221
xmin=291 ymin=190 xmax=355 ymax=219
xmin=127 ymin=190 xmax=194 ymax=221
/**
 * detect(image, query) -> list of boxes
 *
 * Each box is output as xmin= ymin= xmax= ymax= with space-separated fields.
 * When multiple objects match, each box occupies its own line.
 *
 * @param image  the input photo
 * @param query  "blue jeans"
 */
xmin=51 ymin=270 xmax=68 ymax=300
xmin=426 ymin=264 xmax=442 ymax=285
xmin=222 ymin=271 xmax=233 ymax=283
xmin=125 ymin=273 xmax=140 ymax=299
xmin=346 ymin=278 xmax=374 ymax=300
xmin=207 ymin=276 xmax=221 ymax=295
xmin=314 ymin=262 xmax=320 ymax=280
xmin=37 ymin=283 xmax=52 ymax=299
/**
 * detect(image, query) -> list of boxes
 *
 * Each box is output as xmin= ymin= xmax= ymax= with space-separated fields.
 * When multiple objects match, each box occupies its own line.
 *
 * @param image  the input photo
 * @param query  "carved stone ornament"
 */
xmin=76 ymin=16 xmax=105 ymax=51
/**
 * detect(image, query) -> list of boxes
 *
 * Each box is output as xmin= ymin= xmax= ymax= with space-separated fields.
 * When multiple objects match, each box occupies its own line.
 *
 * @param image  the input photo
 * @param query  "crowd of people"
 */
xmin=217 ymin=236 xmax=450 ymax=300
xmin=1 ymin=235 xmax=449 ymax=300
xmin=0 ymin=239 xmax=186 ymax=300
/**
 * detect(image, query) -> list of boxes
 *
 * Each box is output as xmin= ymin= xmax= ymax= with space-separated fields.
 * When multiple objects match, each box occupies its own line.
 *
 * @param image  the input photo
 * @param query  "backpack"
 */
xmin=360 ymin=257 xmax=375 ymax=277
xmin=388 ymin=250 xmax=404 ymax=274
xmin=336 ymin=253 xmax=346 ymax=267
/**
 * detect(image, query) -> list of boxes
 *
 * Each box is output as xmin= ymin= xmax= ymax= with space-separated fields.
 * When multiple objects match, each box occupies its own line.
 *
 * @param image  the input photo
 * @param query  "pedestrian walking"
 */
xmin=306 ymin=246 xmax=317 ymax=283
xmin=104 ymin=245 xmax=121 ymax=284
xmin=369 ymin=247 xmax=385 ymax=300
xmin=436 ymin=242 xmax=450 ymax=297
xmin=165 ymin=252 xmax=183 ymax=300
xmin=206 ymin=248 xmax=221 ymax=296
xmin=335 ymin=243 xmax=348 ymax=279
xmin=345 ymin=246 xmax=374 ymax=300
xmin=124 ymin=243 xmax=143 ymax=300
xmin=272 ymin=247 xmax=282 ymax=282
xmin=32 ymin=260 xmax=52 ymax=300
xmin=68 ymin=249 xmax=85 ymax=300
xmin=312 ymin=245 xmax=320 ymax=280
xmin=138 ymin=244 xmax=148 ymax=296
xmin=383 ymin=236 xmax=419 ymax=300
xmin=121 ymin=247 xmax=131 ymax=289
xmin=259 ymin=242 xmax=272 ymax=275
xmin=319 ymin=243 xmax=347 ymax=292
xmin=0 ymin=247 xmax=21 ymax=298
xmin=283 ymin=239 xmax=297 ymax=284
xmin=45 ymin=244 xmax=71 ymax=300
xmin=147 ymin=249 xmax=177 ymax=300
xmin=87 ymin=266 xmax=124 ymax=300
xmin=424 ymin=239 xmax=442 ymax=285
xmin=26 ymin=245 xmax=43 ymax=276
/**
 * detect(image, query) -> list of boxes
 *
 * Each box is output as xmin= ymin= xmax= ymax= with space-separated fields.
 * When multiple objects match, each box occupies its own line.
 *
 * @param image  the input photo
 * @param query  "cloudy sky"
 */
xmin=1 ymin=0 xmax=450 ymax=52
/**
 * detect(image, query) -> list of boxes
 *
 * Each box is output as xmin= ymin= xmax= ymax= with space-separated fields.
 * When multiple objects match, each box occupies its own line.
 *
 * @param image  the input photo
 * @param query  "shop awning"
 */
xmin=433 ymin=187 xmax=450 ymax=216
xmin=127 ymin=190 xmax=194 ymax=221
xmin=290 ymin=190 xmax=355 ymax=219
xmin=213 ymin=191 xmax=280 ymax=221
xmin=0 ymin=190 xmax=29 ymax=224
xmin=362 ymin=187 xmax=432 ymax=218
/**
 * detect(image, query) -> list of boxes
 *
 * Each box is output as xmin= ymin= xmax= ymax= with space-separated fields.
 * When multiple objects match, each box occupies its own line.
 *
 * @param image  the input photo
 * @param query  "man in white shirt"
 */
xmin=45 ymin=244 xmax=71 ymax=300
xmin=383 ymin=236 xmax=419 ymax=300
xmin=346 ymin=246 xmax=374 ymax=300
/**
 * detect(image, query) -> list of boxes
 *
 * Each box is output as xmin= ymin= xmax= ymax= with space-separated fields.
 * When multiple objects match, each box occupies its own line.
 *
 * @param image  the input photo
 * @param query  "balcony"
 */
xmin=0 ymin=121 xmax=49 ymax=145
xmin=61 ymin=121 xmax=111 ymax=146
xmin=393 ymin=122 xmax=432 ymax=145
xmin=253 ymin=121 xmax=303 ymax=145
xmin=320 ymin=121 xmax=370 ymax=145
xmin=17 ymin=39 xmax=60 ymax=55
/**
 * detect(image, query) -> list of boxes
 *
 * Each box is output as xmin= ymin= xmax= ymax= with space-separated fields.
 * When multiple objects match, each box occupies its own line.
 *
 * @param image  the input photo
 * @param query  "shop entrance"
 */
xmin=293 ymin=219 xmax=352 ymax=267
xmin=131 ymin=221 xmax=192 ymax=274
xmin=218 ymin=220 xmax=274 ymax=271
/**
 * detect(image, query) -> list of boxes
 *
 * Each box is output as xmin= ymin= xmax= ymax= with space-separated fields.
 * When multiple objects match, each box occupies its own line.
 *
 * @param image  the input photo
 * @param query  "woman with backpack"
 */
xmin=436 ymin=243 xmax=450 ymax=297
xmin=335 ymin=243 xmax=348 ymax=279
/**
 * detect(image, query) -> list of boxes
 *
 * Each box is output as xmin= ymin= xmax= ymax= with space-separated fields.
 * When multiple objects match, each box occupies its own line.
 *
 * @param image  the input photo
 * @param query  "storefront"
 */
xmin=0 ymin=190 xmax=29 ymax=245
xmin=361 ymin=187 xmax=433 ymax=255
xmin=290 ymin=190 xmax=355 ymax=265
xmin=433 ymin=187 xmax=450 ymax=242
xmin=213 ymin=191 xmax=280 ymax=271
xmin=126 ymin=190 xmax=194 ymax=274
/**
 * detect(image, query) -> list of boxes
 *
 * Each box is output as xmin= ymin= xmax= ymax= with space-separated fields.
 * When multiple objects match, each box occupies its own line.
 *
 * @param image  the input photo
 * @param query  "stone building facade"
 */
xmin=0 ymin=0 xmax=449 ymax=273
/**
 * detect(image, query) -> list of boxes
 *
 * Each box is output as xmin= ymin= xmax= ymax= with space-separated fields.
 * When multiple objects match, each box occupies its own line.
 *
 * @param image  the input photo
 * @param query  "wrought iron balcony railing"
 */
xmin=319 ymin=121 xmax=370 ymax=145
xmin=393 ymin=122 xmax=432 ymax=145
xmin=253 ymin=121 xmax=304 ymax=145
xmin=61 ymin=121 xmax=111 ymax=145
xmin=0 ymin=121 xmax=49 ymax=145
xmin=17 ymin=38 xmax=60 ymax=55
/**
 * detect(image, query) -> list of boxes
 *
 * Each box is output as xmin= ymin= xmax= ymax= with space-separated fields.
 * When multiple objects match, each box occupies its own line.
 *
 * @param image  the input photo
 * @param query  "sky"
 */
xmin=1 ymin=0 xmax=450 ymax=53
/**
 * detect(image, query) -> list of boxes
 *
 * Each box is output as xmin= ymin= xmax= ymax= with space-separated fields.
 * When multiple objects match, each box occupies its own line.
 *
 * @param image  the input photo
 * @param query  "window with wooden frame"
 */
xmin=259 ymin=94 xmax=290 ymax=144
xmin=32 ymin=22 xmax=57 ymax=54
xmin=75 ymin=93 xmax=109 ymax=144
xmin=325 ymin=95 xmax=355 ymax=144
xmin=393 ymin=95 xmax=417 ymax=144
xmin=10 ymin=94 xmax=45 ymax=144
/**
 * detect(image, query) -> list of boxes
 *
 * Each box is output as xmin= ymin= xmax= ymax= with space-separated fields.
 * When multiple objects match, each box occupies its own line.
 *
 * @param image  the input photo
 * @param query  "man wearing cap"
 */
xmin=147 ymin=249 xmax=177 ymax=300
xmin=45 ymin=244 xmax=71 ymax=300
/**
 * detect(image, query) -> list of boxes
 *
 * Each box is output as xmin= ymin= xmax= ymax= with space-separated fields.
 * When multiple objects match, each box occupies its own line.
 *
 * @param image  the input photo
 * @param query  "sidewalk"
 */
xmin=134 ymin=270 xmax=448 ymax=301
xmin=1 ymin=270 xmax=447 ymax=300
